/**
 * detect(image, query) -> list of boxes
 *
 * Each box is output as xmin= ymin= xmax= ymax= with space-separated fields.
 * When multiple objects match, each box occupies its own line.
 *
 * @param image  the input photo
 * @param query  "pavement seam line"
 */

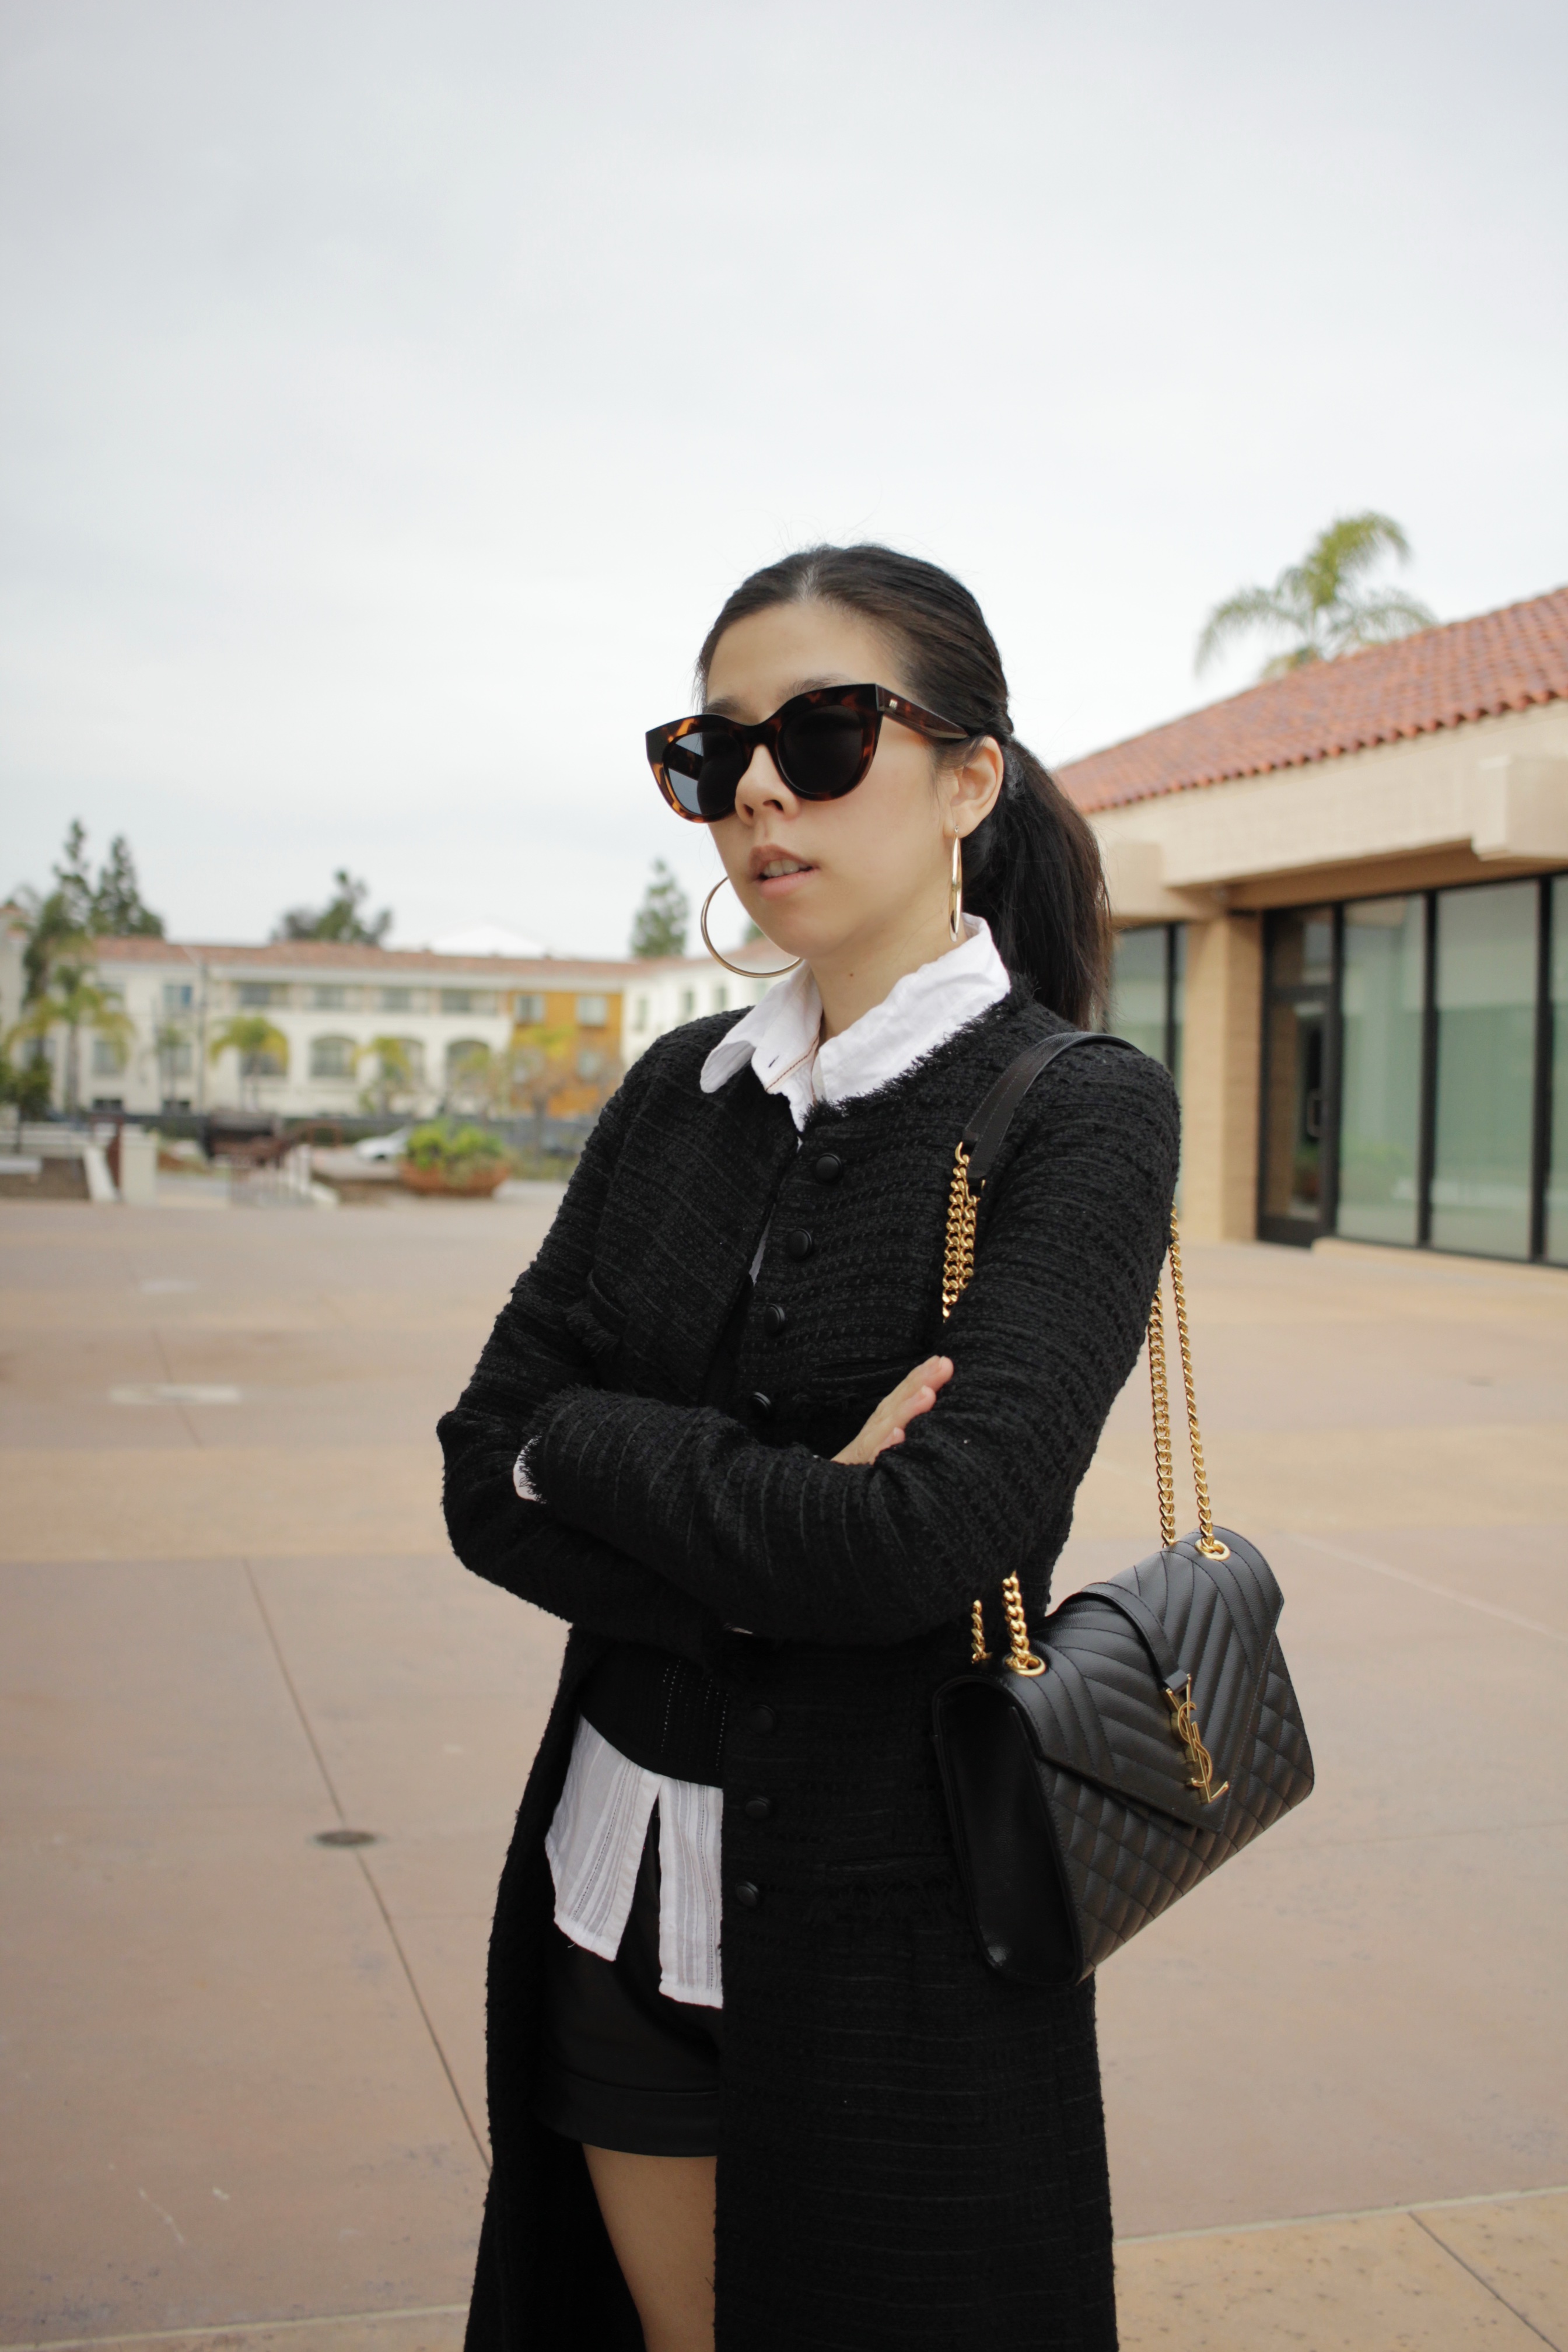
xmin=1293 ymin=1532 xmax=1568 ymax=1643
xmin=355 ymin=1847 xmax=491 ymax=2173
xmin=1115 ymin=2180 xmax=1568 ymax=2245
xmin=1407 ymin=2210 xmax=1562 ymax=2349
xmin=241 ymin=1560 xmax=346 ymax=1819
xmin=0 ymin=2304 xmax=468 ymax=2351
xmin=150 ymin=1325 xmax=202 ymax=1450
xmin=240 ymin=1558 xmax=489 ymax=2174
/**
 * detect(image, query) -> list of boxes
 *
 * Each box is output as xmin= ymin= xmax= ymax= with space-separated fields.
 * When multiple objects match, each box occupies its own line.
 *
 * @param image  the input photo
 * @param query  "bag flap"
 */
xmin=982 ymin=1531 xmax=1283 ymax=1828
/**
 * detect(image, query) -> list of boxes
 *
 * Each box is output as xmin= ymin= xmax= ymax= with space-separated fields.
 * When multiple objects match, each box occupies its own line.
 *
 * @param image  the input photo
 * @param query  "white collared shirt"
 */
xmin=542 ymin=917 xmax=1012 ymax=2004
xmin=698 ymin=912 xmax=1010 ymax=1130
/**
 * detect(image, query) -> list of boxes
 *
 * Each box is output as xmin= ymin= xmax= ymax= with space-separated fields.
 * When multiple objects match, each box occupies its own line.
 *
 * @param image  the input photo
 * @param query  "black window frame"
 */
xmin=1255 ymin=904 xmax=1339 ymax=1248
xmin=1258 ymin=870 xmax=1565 ymax=1265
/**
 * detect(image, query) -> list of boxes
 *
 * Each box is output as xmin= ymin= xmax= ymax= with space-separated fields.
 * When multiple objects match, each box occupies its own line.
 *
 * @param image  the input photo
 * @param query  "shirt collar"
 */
xmin=699 ymin=915 xmax=1011 ymax=1132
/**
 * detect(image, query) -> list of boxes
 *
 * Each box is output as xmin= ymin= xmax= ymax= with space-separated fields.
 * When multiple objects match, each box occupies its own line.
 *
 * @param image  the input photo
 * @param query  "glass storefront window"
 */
xmin=1268 ymin=908 xmax=1334 ymax=989
xmin=1338 ymin=897 xmax=1424 ymax=1246
xmin=1107 ymin=928 xmax=1168 ymax=1062
xmin=1260 ymin=908 xmax=1332 ymax=1238
xmin=1106 ymin=925 xmax=1186 ymax=1082
xmin=1430 ymin=880 xmax=1539 ymax=1259
xmin=1547 ymin=875 xmax=1568 ymax=1266
xmin=1261 ymin=1000 xmax=1328 ymax=1227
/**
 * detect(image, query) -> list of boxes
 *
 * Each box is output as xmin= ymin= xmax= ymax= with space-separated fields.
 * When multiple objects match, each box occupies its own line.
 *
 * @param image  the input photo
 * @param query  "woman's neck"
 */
xmin=809 ymin=902 xmax=962 ymax=1041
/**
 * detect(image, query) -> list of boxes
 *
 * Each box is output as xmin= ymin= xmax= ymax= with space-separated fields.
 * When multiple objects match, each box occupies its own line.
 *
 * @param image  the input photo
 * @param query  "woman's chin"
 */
xmin=734 ymin=896 xmax=821 ymax=964
xmin=750 ymin=909 xmax=831 ymax=964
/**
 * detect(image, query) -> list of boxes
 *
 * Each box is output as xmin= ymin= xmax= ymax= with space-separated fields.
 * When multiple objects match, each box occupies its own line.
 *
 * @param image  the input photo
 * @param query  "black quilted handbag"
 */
xmin=932 ymin=1031 xmax=1315 ymax=1987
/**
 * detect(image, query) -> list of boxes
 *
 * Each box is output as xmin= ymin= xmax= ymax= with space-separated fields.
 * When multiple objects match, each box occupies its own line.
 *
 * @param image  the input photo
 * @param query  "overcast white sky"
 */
xmin=3 ymin=0 xmax=1565 ymax=956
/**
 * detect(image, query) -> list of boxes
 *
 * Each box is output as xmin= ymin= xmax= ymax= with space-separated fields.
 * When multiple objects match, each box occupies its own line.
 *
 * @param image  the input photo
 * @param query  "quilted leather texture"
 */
xmin=936 ymin=1528 xmax=1314 ymax=1982
xmin=1013 ymin=1532 xmax=1284 ymax=1828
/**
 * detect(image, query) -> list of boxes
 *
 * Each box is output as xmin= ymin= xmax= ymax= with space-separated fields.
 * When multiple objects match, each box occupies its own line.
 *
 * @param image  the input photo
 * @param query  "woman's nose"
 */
xmin=734 ymin=744 xmax=797 ymax=824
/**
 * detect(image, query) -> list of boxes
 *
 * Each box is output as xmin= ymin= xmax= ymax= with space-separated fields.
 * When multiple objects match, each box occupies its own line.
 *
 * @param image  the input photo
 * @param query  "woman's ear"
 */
xmin=945 ymin=737 xmax=1006 ymax=839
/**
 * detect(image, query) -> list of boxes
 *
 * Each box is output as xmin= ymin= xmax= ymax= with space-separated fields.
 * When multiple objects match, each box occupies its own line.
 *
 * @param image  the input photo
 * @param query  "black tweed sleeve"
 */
xmin=523 ymin=1043 xmax=1178 ymax=1646
xmin=438 ymin=1051 xmax=725 ymax=1667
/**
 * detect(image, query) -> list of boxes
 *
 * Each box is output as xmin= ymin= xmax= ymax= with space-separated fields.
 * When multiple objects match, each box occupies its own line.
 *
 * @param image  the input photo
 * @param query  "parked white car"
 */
xmin=354 ymin=1128 xmax=412 ymax=1162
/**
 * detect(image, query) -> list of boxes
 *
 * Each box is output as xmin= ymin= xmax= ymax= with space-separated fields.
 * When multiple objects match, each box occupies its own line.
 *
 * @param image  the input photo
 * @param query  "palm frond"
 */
xmin=1195 ymin=586 xmax=1301 ymax=674
xmin=1334 ymin=589 xmax=1438 ymax=650
xmin=209 ymin=1014 xmax=289 ymax=1065
xmin=1305 ymin=513 xmax=1414 ymax=603
xmin=1196 ymin=510 xmax=1426 ymax=678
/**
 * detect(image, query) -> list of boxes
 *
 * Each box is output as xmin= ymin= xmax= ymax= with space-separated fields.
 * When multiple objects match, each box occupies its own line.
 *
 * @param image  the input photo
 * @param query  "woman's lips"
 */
xmin=753 ymin=862 xmax=816 ymax=899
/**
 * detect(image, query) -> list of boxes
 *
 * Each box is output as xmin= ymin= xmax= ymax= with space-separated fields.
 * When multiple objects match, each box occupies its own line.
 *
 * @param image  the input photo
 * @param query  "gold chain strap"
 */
xmin=942 ymin=1140 xmax=1044 ymax=1676
xmin=1147 ymin=1280 xmax=1177 ymax=1550
xmin=943 ymin=1140 xmax=1227 ymax=1671
xmin=942 ymin=1145 xmax=999 ymax=1668
xmin=941 ymin=1144 xmax=980 ymax=1319
xmin=1154 ymin=1216 xmax=1229 ymax=1561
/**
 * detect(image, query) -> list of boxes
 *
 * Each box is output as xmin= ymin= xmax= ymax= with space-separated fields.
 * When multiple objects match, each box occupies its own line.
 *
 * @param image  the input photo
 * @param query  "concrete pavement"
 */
xmin=1 ymin=1194 xmax=1564 ymax=2348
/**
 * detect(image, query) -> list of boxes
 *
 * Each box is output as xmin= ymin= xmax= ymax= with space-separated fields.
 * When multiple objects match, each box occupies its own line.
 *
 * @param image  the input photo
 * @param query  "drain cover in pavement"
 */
xmin=314 ymin=1828 xmax=380 ymax=1848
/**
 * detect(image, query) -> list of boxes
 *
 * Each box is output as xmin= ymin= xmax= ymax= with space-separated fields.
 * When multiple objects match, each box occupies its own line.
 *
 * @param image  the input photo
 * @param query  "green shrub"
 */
xmin=0 ymin=1049 xmax=52 ymax=1116
xmin=403 ymin=1119 xmax=510 ymax=1173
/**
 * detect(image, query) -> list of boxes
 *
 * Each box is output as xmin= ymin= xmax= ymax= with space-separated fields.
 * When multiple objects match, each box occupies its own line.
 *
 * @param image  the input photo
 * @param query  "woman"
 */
xmin=439 ymin=544 xmax=1179 ymax=2351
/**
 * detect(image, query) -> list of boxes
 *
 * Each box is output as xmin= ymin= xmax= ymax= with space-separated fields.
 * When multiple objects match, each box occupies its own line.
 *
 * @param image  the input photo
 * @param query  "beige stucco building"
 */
xmin=1060 ymin=585 xmax=1568 ymax=1263
xmin=41 ymin=936 xmax=771 ymax=1125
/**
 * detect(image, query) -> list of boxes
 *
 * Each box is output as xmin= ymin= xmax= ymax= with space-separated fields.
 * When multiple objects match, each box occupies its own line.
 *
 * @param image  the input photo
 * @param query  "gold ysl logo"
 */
xmin=1165 ymin=1683 xmax=1229 ymax=1806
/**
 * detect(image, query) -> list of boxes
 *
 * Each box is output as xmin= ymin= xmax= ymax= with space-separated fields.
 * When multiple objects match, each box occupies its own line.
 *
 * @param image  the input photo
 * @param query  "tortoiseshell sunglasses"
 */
xmin=645 ymin=682 xmax=971 ymax=824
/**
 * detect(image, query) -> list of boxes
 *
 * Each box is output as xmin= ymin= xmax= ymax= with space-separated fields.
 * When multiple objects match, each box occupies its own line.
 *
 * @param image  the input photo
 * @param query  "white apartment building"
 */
xmin=620 ymin=936 xmax=782 ymax=1060
xmin=13 ymin=930 xmax=783 ymax=1123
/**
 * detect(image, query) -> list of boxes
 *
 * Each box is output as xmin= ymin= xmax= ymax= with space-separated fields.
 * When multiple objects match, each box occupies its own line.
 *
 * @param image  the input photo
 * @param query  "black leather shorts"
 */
xmin=533 ymin=1812 xmax=723 ymax=2158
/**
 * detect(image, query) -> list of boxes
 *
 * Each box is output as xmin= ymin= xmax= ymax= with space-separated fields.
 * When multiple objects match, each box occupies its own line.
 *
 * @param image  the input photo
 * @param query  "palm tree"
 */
xmin=1196 ymin=513 xmax=1436 ymax=679
xmin=443 ymin=1040 xmax=494 ymax=1115
xmin=358 ymin=1035 xmax=421 ymax=1116
xmin=208 ymin=1014 xmax=289 ymax=1109
xmin=154 ymin=1020 xmax=191 ymax=1104
xmin=6 ymin=956 xmax=135 ymax=1115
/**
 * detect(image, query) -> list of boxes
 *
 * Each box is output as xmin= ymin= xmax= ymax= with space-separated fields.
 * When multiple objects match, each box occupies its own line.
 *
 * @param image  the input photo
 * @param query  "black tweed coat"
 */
xmin=438 ymin=984 xmax=1179 ymax=2352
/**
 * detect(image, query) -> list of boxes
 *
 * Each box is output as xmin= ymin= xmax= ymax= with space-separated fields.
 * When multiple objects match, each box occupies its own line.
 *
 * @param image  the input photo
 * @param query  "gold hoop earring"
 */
xmin=949 ymin=835 xmax=964 ymax=945
xmin=700 ymin=876 xmax=803 ymax=979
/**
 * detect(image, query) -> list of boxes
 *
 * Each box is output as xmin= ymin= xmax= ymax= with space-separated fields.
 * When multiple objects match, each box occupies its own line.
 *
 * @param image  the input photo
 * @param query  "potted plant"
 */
xmin=398 ymin=1119 xmax=512 ymax=1198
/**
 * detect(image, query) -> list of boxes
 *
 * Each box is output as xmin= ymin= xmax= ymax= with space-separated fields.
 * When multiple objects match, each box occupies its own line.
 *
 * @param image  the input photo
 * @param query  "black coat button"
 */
xmin=762 ymin=1304 xmax=787 ymax=1336
xmin=749 ymin=1391 xmax=773 ymax=1420
xmin=786 ymin=1228 xmax=813 ymax=1261
xmin=813 ymin=1153 xmax=844 ymax=1185
xmin=744 ymin=1793 xmax=774 ymax=1822
xmin=747 ymin=1703 xmax=777 ymax=1734
xmin=733 ymin=1880 xmax=761 ymax=1910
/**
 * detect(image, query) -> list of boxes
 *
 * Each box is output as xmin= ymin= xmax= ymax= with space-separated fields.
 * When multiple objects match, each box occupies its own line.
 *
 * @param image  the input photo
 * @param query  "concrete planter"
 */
xmin=397 ymin=1158 xmax=510 ymax=1198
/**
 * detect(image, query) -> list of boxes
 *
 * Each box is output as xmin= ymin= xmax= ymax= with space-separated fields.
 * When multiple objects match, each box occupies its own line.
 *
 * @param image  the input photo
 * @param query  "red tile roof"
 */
xmin=1056 ymin=584 xmax=1568 ymax=814
xmin=91 ymin=938 xmax=695 ymax=978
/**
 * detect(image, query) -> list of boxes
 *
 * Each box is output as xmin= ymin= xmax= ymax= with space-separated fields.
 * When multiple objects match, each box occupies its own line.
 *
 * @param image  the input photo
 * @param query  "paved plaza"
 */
xmin=1 ymin=1188 xmax=1564 ymax=2350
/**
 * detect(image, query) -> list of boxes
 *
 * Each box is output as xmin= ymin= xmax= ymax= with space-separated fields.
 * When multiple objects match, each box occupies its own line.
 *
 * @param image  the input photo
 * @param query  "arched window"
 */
xmin=310 ymin=1035 xmax=358 ymax=1080
xmin=445 ymin=1037 xmax=491 ymax=1083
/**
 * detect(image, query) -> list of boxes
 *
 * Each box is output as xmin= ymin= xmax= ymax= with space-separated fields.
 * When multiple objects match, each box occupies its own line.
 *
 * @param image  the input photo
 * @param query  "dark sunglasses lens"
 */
xmin=776 ymin=705 xmax=870 ymax=798
xmin=663 ymin=726 xmax=750 ymax=820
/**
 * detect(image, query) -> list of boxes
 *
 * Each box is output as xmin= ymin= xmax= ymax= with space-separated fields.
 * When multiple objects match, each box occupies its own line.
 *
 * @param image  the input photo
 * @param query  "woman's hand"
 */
xmin=832 ymin=1356 xmax=954 ymax=1466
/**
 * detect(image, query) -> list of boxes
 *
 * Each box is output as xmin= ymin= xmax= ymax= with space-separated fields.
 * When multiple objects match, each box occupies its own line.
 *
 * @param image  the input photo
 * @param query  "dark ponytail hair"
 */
xmin=696 ymin=543 xmax=1110 ymax=1026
